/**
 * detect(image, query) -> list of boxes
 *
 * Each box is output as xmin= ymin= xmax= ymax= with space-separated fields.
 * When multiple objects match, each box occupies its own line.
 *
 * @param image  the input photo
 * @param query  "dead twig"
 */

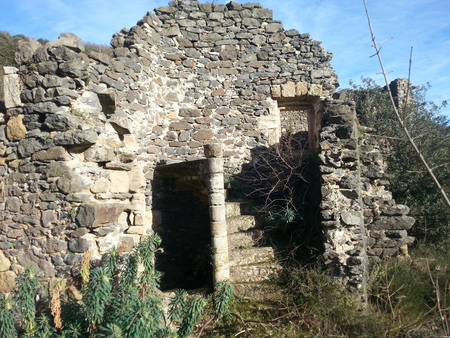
xmin=363 ymin=0 xmax=450 ymax=209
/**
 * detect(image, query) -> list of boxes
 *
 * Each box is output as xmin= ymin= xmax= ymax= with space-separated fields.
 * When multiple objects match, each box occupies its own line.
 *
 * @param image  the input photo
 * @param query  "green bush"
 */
xmin=0 ymin=234 xmax=234 ymax=337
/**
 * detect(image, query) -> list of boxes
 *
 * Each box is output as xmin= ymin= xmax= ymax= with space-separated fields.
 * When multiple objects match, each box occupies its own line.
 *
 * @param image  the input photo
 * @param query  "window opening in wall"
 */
xmin=281 ymin=108 xmax=309 ymax=149
xmin=276 ymin=98 xmax=321 ymax=152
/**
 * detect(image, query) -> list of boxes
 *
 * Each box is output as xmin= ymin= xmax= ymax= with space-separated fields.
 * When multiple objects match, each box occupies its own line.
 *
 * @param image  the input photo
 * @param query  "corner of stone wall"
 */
xmin=319 ymin=98 xmax=415 ymax=293
xmin=319 ymin=99 xmax=368 ymax=290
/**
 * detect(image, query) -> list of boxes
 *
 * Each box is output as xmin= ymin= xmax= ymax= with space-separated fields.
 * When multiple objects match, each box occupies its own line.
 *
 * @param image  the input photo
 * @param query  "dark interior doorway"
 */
xmin=152 ymin=161 xmax=212 ymax=291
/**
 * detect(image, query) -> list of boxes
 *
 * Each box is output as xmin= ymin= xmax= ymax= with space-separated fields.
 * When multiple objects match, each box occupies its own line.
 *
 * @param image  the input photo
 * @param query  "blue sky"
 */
xmin=1 ymin=0 xmax=449 ymax=116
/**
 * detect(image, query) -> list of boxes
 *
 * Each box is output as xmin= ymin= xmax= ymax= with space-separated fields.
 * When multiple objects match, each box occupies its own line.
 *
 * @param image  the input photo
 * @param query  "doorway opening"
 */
xmin=152 ymin=160 xmax=212 ymax=291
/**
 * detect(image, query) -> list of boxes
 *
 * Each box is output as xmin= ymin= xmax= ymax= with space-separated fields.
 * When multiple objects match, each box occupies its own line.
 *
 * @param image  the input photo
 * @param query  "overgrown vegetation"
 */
xmin=233 ymin=131 xmax=323 ymax=264
xmin=197 ymin=249 xmax=449 ymax=337
xmin=344 ymin=78 xmax=450 ymax=248
xmin=0 ymin=234 xmax=233 ymax=337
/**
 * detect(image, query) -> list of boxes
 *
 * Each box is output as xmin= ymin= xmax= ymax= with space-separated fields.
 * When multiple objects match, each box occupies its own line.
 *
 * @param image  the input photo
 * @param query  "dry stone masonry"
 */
xmin=1 ymin=0 xmax=413 ymax=294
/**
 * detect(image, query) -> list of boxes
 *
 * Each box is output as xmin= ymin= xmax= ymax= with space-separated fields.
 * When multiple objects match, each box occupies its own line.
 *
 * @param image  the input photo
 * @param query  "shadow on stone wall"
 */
xmin=229 ymin=135 xmax=324 ymax=266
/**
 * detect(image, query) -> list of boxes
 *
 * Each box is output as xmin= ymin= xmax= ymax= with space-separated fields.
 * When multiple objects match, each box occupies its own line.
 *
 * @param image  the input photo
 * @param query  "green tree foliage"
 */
xmin=345 ymin=78 xmax=450 ymax=246
xmin=0 ymin=31 xmax=24 ymax=65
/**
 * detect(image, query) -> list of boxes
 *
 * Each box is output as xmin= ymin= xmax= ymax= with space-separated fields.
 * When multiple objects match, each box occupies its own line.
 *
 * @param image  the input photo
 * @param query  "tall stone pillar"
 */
xmin=204 ymin=144 xmax=230 ymax=283
xmin=319 ymin=100 xmax=368 ymax=296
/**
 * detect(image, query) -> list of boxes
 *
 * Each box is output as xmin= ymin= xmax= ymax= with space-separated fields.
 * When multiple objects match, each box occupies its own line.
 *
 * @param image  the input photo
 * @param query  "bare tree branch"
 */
xmin=363 ymin=0 xmax=450 ymax=209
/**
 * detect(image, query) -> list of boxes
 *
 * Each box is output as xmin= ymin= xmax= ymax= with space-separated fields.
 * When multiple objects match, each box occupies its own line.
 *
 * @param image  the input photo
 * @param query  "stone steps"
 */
xmin=232 ymin=283 xmax=282 ymax=302
xmin=226 ymin=200 xmax=282 ymax=299
xmin=229 ymin=247 xmax=275 ymax=266
xmin=227 ymin=215 xmax=256 ymax=233
xmin=228 ymin=230 xmax=264 ymax=249
xmin=230 ymin=263 xmax=282 ymax=283
xmin=226 ymin=200 xmax=257 ymax=218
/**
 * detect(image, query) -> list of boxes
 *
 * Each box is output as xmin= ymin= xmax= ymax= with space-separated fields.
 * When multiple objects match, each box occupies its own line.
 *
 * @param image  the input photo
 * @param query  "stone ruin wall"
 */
xmin=319 ymin=99 xmax=415 ymax=288
xmin=0 ymin=0 xmax=413 ymax=292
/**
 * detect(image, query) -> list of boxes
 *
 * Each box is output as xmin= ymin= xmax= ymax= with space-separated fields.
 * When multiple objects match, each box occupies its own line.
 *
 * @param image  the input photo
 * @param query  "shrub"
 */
xmin=0 ymin=234 xmax=234 ymax=337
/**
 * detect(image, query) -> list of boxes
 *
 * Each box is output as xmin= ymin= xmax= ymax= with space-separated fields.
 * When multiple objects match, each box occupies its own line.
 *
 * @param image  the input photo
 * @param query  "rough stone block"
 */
xmin=56 ymin=170 xmax=88 ymax=194
xmin=271 ymin=85 xmax=281 ymax=98
xmin=129 ymin=166 xmax=146 ymax=193
xmin=193 ymin=129 xmax=213 ymax=141
xmin=3 ymin=73 xmax=22 ymax=108
xmin=308 ymin=84 xmax=323 ymax=96
xmin=381 ymin=204 xmax=410 ymax=216
xmin=6 ymin=115 xmax=27 ymax=141
xmin=32 ymin=147 xmax=72 ymax=162
xmin=75 ymin=203 xmax=124 ymax=228
xmin=84 ymin=147 xmax=114 ymax=162
xmin=127 ymin=226 xmax=146 ymax=235
xmin=41 ymin=210 xmax=58 ymax=227
xmin=109 ymin=171 xmax=130 ymax=193
xmin=90 ymin=177 xmax=110 ymax=194
xmin=0 ymin=250 xmax=11 ymax=271
xmin=17 ymin=251 xmax=55 ymax=277
xmin=120 ymin=234 xmax=140 ymax=251
xmin=281 ymin=82 xmax=296 ymax=97
xmin=46 ymin=33 xmax=85 ymax=53
xmin=369 ymin=216 xmax=415 ymax=231
xmin=69 ymin=237 xmax=95 ymax=253
xmin=265 ymin=23 xmax=283 ymax=33
xmin=0 ymin=271 xmax=16 ymax=293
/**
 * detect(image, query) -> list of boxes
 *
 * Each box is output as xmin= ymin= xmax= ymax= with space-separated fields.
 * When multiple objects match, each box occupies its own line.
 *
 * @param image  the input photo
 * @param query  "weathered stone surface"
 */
xmin=129 ymin=166 xmax=146 ymax=193
xmin=56 ymin=170 xmax=88 ymax=193
xmin=5 ymin=197 xmax=21 ymax=212
xmin=17 ymin=252 xmax=55 ymax=277
xmin=0 ymin=250 xmax=11 ymax=271
xmin=381 ymin=204 xmax=410 ymax=216
xmin=68 ymin=237 xmax=93 ymax=253
xmin=32 ymin=146 xmax=71 ymax=162
xmin=193 ymin=130 xmax=213 ymax=141
xmin=46 ymin=33 xmax=85 ymax=52
xmin=0 ymin=271 xmax=16 ymax=293
xmin=58 ymin=59 xmax=89 ymax=79
xmin=341 ymin=211 xmax=362 ymax=226
xmin=84 ymin=147 xmax=114 ymax=162
xmin=3 ymin=73 xmax=23 ymax=108
xmin=369 ymin=216 xmax=415 ymax=230
xmin=44 ymin=113 xmax=76 ymax=131
xmin=41 ymin=210 xmax=58 ymax=227
xmin=75 ymin=203 xmax=124 ymax=228
xmin=109 ymin=171 xmax=130 ymax=193
xmin=54 ymin=130 xmax=98 ymax=147
xmin=3 ymin=0 xmax=412 ymax=292
xmin=44 ymin=238 xmax=67 ymax=253
xmin=6 ymin=115 xmax=27 ymax=141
